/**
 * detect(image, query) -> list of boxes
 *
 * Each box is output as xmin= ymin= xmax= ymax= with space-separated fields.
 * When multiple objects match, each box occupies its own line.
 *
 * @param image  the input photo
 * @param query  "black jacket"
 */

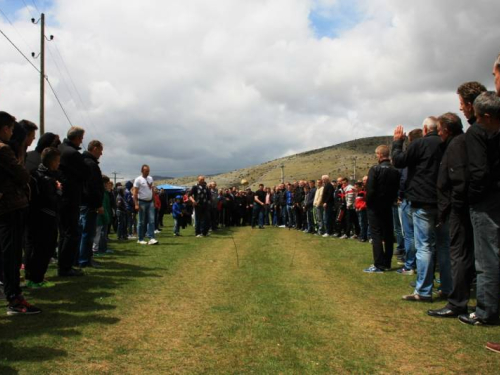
xmin=81 ymin=151 xmax=104 ymax=209
xmin=437 ymin=133 xmax=468 ymax=221
xmin=293 ymin=186 xmax=304 ymax=205
xmin=322 ymin=182 xmax=334 ymax=205
xmin=366 ymin=159 xmax=400 ymax=210
xmin=29 ymin=164 xmax=61 ymax=217
xmin=392 ymin=131 xmax=443 ymax=206
xmin=58 ymin=139 xmax=89 ymax=203
xmin=466 ymin=124 xmax=500 ymax=206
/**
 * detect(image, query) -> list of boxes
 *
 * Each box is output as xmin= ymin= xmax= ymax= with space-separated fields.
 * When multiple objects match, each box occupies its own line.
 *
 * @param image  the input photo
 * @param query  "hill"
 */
xmin=157 ymin=136 xmax=392 ymax=189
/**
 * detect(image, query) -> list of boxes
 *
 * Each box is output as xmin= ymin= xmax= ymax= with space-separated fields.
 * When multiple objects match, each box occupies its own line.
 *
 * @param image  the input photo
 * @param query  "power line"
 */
xmin=30 ymin=0 xmax=41 ymax=14
xmin=21 ymin=0 xmax=36 ymax=19
xmin=46 ymin=76 xmax=74 ymax=126
xmin=0 ymin=7 xmax=36 ymax=54
xmin=0 ymin=28 xmax=40 ymax=73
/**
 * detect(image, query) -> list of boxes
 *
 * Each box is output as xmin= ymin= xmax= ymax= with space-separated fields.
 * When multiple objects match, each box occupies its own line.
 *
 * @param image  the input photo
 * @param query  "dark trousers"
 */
xmin=58 ymin=201 xmax=81 ymax=272
xmin=210 ymin=207 xmax=218 ymax=230
xmin=345 ymin=208 xmax=359 ymax=237
xmin=368 ymin=206 xmax=394 ymax=269
xmin=324 ymin=204 xmax=334 ymax=234
xmin=25 ymin=211 xmax=58 ymax=283
xmin=446 ymin=209 xmax=475 ymax=312
xmin=294 ymin=205 xmax=304 ymax=229
xmin=0 ymin=209 xmax=26 ymax=301
xmin=252 ymin=204 xmax=264 ymax=228
xmin=195 ymin=206 xmax=209 ymax=236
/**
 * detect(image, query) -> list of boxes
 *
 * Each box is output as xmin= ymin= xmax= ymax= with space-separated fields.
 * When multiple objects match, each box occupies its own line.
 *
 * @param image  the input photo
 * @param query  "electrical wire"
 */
xmin=0 ymin=28 xmax=40 ymax=73
xmin=46 ymin=76 xmax=74 ymax=126
xmin=30 ymin=0 xmax=41 ymax=14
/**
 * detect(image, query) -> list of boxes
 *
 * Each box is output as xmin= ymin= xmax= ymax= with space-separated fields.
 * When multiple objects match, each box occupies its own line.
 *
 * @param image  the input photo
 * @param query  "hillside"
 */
xmin=157 ymin=136 xmax=392 ymax=189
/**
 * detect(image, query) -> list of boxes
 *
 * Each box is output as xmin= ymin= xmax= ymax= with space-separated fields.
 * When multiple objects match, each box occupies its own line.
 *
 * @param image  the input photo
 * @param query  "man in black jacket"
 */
xmin=78 ymin=140 xmax=104 ymax=268
xmin=459 ymin=92 xmax=500 ymax=326
xmin=321 ymin=175 xmax=334 ymax=236
xmin=363 ymin=145 xmax=400 ymax=273
xmin=428 ymin=82 xmax=486 ymax=318
xmin=58 ymin=126 xmax=90 ymax=277
xmin=392 ymin=117 xmax=452 ymax=302
xmin=428 ymin=113 xmax=474 ymax=318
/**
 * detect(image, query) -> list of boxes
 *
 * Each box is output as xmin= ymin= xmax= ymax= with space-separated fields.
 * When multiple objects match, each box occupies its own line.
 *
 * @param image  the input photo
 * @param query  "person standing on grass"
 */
xmin=363 ymin=145 xmax=400 ymax=273
xmin=392 ymin=117 xmax=452 ymax=302
xmin=396 ymin=128 xmax=423 ymax=276
xmin=0 ymin=111 xmax=41 ymax=314
xmin=25 ymin=147 xmax=61 ymax=288
xmin=313 ymin=179 xmax=324 ymax=235
xmin=459 ymin=92 xmax=500 ymax=326
xmin=58 ymin=126 xmax=89 ymax=277
xmin=427 ymin=87 xmax=484 ymax=319
xmin=79 ymin=140 xmax=104 ymax=268
xmin=190 ymin=175 xmax=210 ymax=237
xmin=321 ymin=175 xmax=334 ymax=236
xmin=252 ymin=184 xmax=266 ymax=229
xmin=354 ymin=181 xmax=367 ymax=242
xmin=116 ymin=186 xmax=128 ymax=240
xmin=133 ymin=165 xmax=159 ymax=245
xmin=172 ymin=195 xmax=184 ymax=236
xmin=124 ymin=181 xmax=136 ymax=239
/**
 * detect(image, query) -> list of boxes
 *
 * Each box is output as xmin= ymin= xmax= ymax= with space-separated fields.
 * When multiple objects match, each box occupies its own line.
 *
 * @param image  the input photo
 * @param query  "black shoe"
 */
xmin=427 ymin=307 xmax=464 ymax=318
xmin=458 ymin=312 xmax=498 ymax=326
xmin=58 ymin=268 xmax=84 ymax=277
xmin=7 ymin=296 xmax=42 ymax=315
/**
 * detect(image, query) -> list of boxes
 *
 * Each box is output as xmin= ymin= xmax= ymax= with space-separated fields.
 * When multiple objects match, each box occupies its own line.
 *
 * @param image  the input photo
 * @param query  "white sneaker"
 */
xmin=322 ymin=233 xmax=330 ymax=237
xmin=196 ymin=234 xmax=203 ymax=238
xmin=340 ymin=234 xmax=348 ymax=239
xmin=147 ymin=239 xmax=159 ymax=245
xmin=154 ymin=230 xmax=161 ymax=234
xmin=128 ymin=235 xmax=137 ymax=239
xmin=137 ymin=240 xmax=147 ymax=245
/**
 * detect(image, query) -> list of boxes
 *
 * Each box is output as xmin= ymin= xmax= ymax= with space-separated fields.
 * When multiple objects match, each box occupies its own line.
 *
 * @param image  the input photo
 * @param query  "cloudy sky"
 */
xmin=1 ymin=0 xmax=499 ymax=178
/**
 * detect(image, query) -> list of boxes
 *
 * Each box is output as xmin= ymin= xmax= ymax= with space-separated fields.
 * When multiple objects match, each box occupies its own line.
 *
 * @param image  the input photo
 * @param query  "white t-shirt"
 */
xmin=133 ymin=175 xmax=154 ymax=201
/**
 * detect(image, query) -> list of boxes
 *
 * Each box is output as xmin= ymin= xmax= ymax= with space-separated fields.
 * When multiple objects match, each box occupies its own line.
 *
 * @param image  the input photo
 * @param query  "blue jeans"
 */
xmin=412 ymin=206 xmax=452 ymax=297
xmin=323 ymin=204 xmax=333 ymax=235
xmin=286 ymin=205 xmax=295 ymax=227
xmin=252 ymin=204 xmax=264 ymax=228
xmin=78 ymin=206 xmax=98 ymax=266
xmin=357 ymin=210 xmax=367 ymax=240
xmin=138 ymin=200 xmax=155 ymax=241
xmin=470 ymin=194 xmax=500 ymax=322
xmin=393 ymin=205 xmax=405 ymax=252
xmin=306 ymin=207 xmax=314 ymax=232
xmin=400 ymin=200 xmax=416 ymax=270
xmin=173 ymin=218 xmax=180 ymax=235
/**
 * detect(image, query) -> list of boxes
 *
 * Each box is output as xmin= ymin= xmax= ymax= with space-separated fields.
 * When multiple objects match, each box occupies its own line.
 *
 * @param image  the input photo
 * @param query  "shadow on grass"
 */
xmin=0 ymin=259 xmax=162 ymax=369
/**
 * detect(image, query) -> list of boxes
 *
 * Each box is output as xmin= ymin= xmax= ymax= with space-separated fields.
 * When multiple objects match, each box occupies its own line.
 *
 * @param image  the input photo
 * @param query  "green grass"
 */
xmin=1 ymin=218 xmax=500 ymax=374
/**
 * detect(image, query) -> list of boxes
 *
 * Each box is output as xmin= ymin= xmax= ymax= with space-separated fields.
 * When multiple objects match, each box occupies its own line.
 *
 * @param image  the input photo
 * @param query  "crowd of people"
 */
xmin=1 ymin=52 xmax=500 ymax=353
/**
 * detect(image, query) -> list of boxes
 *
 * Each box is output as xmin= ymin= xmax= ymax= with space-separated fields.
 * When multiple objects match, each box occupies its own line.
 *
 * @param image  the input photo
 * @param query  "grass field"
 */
xmin=2 ymin=218 xmax=500 ymax=374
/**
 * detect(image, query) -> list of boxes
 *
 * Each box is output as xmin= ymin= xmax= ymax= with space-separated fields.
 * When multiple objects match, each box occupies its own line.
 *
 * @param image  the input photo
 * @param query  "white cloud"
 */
xmin=1 ymin=0 xmax=499 ymax=178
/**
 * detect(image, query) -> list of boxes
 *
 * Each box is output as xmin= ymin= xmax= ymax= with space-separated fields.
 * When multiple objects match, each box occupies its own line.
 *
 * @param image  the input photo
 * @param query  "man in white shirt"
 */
xmin=133 ymin=165 xmax=158 ymax=245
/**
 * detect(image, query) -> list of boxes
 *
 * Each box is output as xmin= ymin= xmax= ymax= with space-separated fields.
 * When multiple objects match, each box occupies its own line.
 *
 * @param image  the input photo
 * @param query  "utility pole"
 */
xmin=353 ymin=157 xmax=357 ymax=181
xmin=280 ymin=164 xmax=285 ymax=184
xmin=32 ymin=14 xmax=53 ymax=136
xmin=111 ymin=171 xmax=120 ymax=186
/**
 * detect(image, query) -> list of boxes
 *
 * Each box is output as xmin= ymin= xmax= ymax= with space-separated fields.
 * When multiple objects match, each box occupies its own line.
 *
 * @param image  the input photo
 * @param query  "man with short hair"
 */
xmin=252 ymin=184 xmax=266 ymax=229
xmin=189 ymin=176 xmax=210 ymax=237
xmin=58 ymin=126 xmax=90 ymax=277
xmin=392 ymin=117 xmax=452 ymax=301
xmin=133 ymin=165 xmax=158 ymax=245
xmin=363 ymin=145 xmax=400 ymax=273
xmin=460 ymin=92 xmax=500 ymax=326
xmin=457 ymin=81 xmax=487 ymax=125
xmin=78 ymin=140 xmax=104 ymax=267
xmin=18 ymin=120 xmax=38 ymax=151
